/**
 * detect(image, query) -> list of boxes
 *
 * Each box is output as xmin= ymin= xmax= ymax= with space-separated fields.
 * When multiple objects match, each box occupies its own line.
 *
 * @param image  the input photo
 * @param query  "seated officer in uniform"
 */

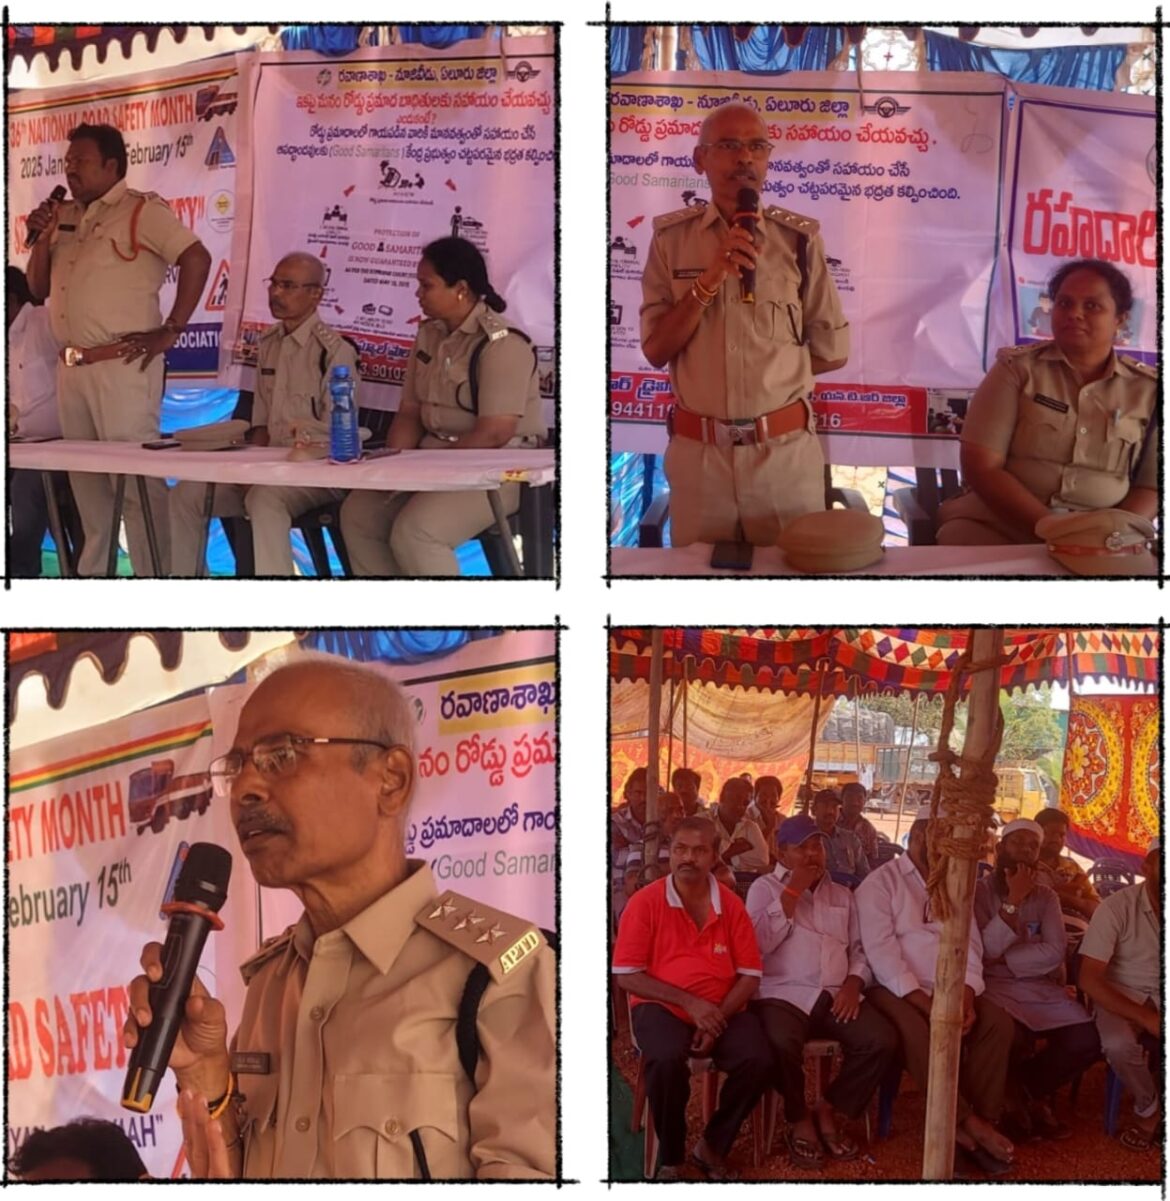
xmin=169 ymin=252 xmax=358 ymax=576
xmin=340 ymin=237 xmax=546 ymax=576
xmin=123 ymin=655 xmax=555 ymax=1179
xmin=937 ymin=259 xmax=1157 ymax=546
xmin=640 ymin=103 xmax=849 ymax=547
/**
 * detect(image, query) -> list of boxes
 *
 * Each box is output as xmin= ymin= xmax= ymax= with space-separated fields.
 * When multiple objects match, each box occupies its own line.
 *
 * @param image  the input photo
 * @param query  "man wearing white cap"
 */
xmin=746 ymin=814 xmax=897 ymax=1168
xmin=1079 ymin=838 xmax=1162 ymax=1152
xmin=856 ymin=805 xmax=1016 ymax=1175
xmin=974 ymin=819 xmax=1100 ymax=1141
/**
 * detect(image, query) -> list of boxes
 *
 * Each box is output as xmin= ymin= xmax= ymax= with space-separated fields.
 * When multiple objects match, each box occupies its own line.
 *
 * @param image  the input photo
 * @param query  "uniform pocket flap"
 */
xmin=333 ymin=1072 xmax=460 ymax=1143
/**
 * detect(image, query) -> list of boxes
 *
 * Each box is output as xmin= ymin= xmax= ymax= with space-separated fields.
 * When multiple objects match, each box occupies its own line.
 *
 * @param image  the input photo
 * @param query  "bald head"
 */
xmin=251 ymin=655 xmax=416 ymax=759
xmin=276 ymin=252 xmax=326 ymax=287
xmin=699 ymin=102 xmax=767 ymax=146
xmin=694 ymin=103 xmax=771 ymax=217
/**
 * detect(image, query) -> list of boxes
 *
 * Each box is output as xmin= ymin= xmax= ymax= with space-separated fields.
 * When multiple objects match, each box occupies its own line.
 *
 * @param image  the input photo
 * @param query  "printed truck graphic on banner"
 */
xmin=128 ymin=760 xmax=212 ymax=835
xmin=195 ymin=84 xmax=239 ymax=121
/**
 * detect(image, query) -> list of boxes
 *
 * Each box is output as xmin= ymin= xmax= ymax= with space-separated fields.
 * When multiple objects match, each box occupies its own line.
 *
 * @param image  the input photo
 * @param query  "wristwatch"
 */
xmin=1001 ymin=901 xmax=1018 ymax=915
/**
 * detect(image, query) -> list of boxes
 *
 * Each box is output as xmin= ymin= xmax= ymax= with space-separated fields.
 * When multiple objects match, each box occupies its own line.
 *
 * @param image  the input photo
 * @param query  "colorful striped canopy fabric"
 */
xmin=609 ymin=627 xmax=1159 ymax=699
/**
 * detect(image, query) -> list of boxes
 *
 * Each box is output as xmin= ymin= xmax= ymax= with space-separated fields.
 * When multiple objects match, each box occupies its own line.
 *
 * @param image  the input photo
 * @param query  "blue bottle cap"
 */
xmin=331 ymin=364 xmax=351 ymax=379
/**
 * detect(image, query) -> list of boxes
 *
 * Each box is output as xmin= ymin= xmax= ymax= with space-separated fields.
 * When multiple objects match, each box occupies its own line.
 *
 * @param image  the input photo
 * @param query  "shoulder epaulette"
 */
xmin=652 ymin=206 xmax=704 ymax=234
xmin=763 ymin=205 xmax=819 ymax=237
xmin=995 ymin=343 xmax=1040 ymax=364
xmin=239 ymin=926 xmax=295 ymax=983
xmin=312 ymin=321 xmax=342 ymax=350
xmin=415 ymin=890 xmax=545 ymax=985
xmin=259 ymin=321 xmax=283 ymax=341
xmin=1119 ymin=355 xmax=1158 ymax=380
xmin=477 ymin=309 xmax=512 ymax=343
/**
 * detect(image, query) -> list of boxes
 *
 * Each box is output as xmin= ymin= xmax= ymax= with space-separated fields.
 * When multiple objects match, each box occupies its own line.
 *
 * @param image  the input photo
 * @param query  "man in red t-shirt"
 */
xmin=612 ymin=816 xmax=768 ymax=1179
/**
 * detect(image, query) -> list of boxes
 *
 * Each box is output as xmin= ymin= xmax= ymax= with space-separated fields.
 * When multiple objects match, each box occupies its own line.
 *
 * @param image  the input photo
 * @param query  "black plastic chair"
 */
xmin=890 ymin=468 xmax=963 ymax=545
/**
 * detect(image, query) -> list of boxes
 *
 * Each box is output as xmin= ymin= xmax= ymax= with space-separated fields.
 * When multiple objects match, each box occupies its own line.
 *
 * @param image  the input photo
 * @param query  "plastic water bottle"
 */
xmin=329 ymin=364 xmax=360 ymax=463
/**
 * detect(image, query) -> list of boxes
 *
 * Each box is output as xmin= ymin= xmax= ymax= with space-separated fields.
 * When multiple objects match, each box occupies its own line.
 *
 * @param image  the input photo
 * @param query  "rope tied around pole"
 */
xmin=925 ymin=650 xmax=1005 ymax=921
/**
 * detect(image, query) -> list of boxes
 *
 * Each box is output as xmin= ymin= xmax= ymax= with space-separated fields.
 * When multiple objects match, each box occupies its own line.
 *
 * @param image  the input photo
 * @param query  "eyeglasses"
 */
xmin=208 ymin=734 xmax=392 ymax=796
xmin=265 ymin=277 xmax=322 ymax=293
xmin=701 ymin=138 xmax=774 ymax=157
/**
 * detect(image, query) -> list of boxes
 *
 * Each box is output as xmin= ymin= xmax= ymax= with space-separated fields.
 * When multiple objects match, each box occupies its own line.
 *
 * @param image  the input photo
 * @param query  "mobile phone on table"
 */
xmin=142 ymin=440 xmax=181 ymax=450
xmin=710 ymin=541 xmax=754 ymax=571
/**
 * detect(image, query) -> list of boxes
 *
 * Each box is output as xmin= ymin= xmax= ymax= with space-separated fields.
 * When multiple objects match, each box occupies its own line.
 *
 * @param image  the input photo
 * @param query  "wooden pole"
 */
xmin=682 ymin=658 xmax=690 ymax=767
xmin=666 ymin=673 xmax=677 ymax=785
xmin=893 ymin=693 xmax=921 ymax=843
xmin=801 ymin=664 xmax=825 ymax=812
xmin=854 ymin=693 xmax=863 ymax=784
xmin=922 ymin=627 xmax=1004 ymax=1180
xmin=643 ymin=629 xmax=665 ymax=874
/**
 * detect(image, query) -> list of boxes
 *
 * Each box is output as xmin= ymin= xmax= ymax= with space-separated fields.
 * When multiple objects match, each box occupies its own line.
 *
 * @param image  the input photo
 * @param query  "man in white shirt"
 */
xmin=712 ymin=776 xmax=769 ymax=875
xmin=1079 ymin=838 xmax=1161 ymax=1151
xmin=7 ymin=266 xmax=63 ymax=577
xmin=746 ymin=814 xmax=897 ymax=1167
xmin=857 ymin=806 xmax=1016 ymax=1174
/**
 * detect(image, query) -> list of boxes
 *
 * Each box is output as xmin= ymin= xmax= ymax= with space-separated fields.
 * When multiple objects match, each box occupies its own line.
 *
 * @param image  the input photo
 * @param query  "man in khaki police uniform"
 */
xmin=124 ymin=656 xmax=555 ymax=1180
xmin=641 ymin=103 xmax=849 ymax=547
xmin=169 ymin=253 xmax=358 ymax=575
xmin=936 ymin=342 xmax=1158 ymax=545
xmin=341 ymin=286 xmax=544 ymax=576
xmin=25 ymin=122 xmax=211 ymax=576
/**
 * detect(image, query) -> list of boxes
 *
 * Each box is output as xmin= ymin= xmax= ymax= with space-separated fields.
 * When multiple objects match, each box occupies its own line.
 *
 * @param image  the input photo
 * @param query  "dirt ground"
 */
xmin=611 ymin=1019 xmax=1162 ymax=1183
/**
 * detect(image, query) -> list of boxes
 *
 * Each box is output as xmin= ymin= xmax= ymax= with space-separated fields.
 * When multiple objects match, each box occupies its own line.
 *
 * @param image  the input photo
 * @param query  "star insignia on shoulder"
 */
xmin=476 ymin=923 xmax=506 ymax=944
xmin=428 ymin=899 xmax=457 ymax=921
xmin=1104 ymin=531 xmax=1126 ymax=551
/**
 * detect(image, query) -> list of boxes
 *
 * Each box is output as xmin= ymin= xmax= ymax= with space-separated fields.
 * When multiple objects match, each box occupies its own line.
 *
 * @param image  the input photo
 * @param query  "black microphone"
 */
xmin=734 ymin=186 xmax=759 ymax=303
xmin=26 ymin=185 xmax=67 ymax=248
xmin=122 ymin=843 xmax=232 ymax=1113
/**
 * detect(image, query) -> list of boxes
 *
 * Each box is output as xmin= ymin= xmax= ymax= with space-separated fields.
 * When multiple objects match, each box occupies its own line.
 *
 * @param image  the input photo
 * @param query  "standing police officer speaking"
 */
xmin=122 ymin=656 xmax=556 ymax=1179
xmin=641 ymin=103 xmax=849 ymax=547
xmin=25 ymin=122 xmax=212 ymax=577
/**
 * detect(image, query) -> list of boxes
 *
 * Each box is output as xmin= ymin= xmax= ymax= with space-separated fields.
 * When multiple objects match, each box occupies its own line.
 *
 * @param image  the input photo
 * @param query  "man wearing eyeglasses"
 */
xmin=169 ymin=252 xmax=357 ymax=575
xmin=122 ymin=657 xmax=556 ymax=1178
xmin=640 ymin=103 xmax=849 ymax=548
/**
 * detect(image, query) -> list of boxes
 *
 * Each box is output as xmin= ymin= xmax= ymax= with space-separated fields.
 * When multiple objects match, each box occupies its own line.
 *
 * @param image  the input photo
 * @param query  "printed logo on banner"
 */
xmin=449 ymin=206 xmax=486 ymax=249
xmin=128 ymin=761 xmax=213 ymax=836
xmin=207 ymin=189 xmax=234 ymax=234
xmin=506 ymin=60 xmax=541 ymax=83
xmin=379 ymin=162 xmax=426 ymax=191
xmin=925 ymin=389 xmax=971 ymax=438
xmin=438 ymin=663 xmax=557 ymax=735
xmin=205 ymin=127 xmax=235 ymax=168
xmin=610 ymin=302 xmax=623 ymax=326
xmin=317 ymin=68 xmax=332 ymax=86
xmin=862 ymin=95 xmax=911 ymax=119
xmin=536 ymin=346 xmax=556 ymax=399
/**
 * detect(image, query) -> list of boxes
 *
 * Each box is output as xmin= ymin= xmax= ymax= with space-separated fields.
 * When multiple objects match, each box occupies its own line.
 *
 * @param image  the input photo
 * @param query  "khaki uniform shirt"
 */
xmin=640 ymin=201 xmax=849 ymax=422
xmin=232 ymin=862 xmax=555 ymax=1179
xmin=405 ymin=301 xmax=544 ymax=448
xmin=252 ymin=317 xmax=359 ymax=447
xmin=47 ymin=178 xmax=198 ymax=347
xmin=961 ymin=342 xmax=1158 ymax=510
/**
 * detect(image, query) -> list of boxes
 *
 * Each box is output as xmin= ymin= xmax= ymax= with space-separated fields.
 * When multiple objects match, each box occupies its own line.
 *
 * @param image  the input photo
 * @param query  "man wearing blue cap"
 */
xmin=746 ymin=814 xmax=897 ymax=1168
xmin=1079 ymin=838 xmax=1161 ymax=1152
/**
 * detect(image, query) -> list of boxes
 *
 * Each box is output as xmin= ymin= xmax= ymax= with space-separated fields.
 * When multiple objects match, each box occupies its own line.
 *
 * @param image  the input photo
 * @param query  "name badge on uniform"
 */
xmin=416 ymin=349 xmax=432 ymax=363
xmin=259 ymin=368 xmax=276 ymax=376
xmin=231 ymin=1051 xmax=272 ymax=1075
xmin=1032 ymin=394 xmax=1069 ymax=414
xmin=672 ymin=269 xmax=704 ymax=280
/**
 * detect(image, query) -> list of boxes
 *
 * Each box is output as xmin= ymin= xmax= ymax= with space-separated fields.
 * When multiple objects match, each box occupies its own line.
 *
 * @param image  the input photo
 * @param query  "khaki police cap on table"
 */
xmin=1034 ymin=508 xmax=1158 ymax=577
xmin=174 ymin=419 xmax=250 ymax=452
xmin=779 ymin=508 xmax=885 ymax=574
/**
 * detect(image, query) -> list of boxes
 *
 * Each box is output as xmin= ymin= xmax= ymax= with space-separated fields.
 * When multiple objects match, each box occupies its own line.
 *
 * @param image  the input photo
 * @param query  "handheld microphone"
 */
xmin=122 ymin=842 xmax=232 ymax=1113
xmin=734 ymin=186 xmax=759 ymax=303
xmin=26 ymin=186 xmax=67 ymax=248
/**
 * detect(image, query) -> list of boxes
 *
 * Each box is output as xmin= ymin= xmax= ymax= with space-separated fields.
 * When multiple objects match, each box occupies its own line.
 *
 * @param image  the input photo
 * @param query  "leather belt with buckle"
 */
xmin=668 ymin=399 xmax=810 ymax=447
xmin=60 ymin=342 xmax=130 ymax=367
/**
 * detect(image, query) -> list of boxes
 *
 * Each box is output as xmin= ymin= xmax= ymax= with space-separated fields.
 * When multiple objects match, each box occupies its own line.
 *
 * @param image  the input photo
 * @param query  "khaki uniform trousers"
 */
xmin=935 ymin=491 xmax=1041 ymax=547
xmin=56 ymin=357 xmax=170 ymax=576
xmin=664 ymin=426 xmax=825 ymax=547
xmin=868 ymin=985 xmax=1014 ymax=1124
xmin=341 ymin=482 xmax=520 ymax=577
xmin=169 ymin=481 xmax=346 ymax=576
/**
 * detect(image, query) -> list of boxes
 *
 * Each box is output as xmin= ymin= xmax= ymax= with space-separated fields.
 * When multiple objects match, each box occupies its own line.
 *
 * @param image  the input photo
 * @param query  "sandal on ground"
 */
xmin=785 ymin=1128 xmax=824 ymax=1169
xmin=816 ymin=1124 xmax=859 ymax=1161
xmin=965 ymin=1144 xmax=1014 ymax=1177
xmin=688 ymin=1148 xmax=735 ymax=1181
xmin=1120 ymin=1125 xmax=1160 ymax=1152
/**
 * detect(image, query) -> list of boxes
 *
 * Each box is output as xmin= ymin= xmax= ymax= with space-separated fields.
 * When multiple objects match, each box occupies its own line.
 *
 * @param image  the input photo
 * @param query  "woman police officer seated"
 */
xmin=340 ymin=237 xmax=545 ymax=576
